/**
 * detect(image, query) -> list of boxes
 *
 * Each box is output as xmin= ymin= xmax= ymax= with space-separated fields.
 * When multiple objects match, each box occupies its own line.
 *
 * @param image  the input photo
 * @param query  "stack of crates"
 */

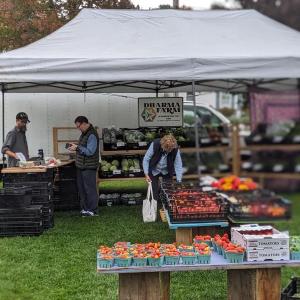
xmin=0 ymin=186 xmax=44 ymax=236
xmin=2 ymin=169 xmax=54 ymax=231
xmin=53 ymin=163 xmax=80 ymax=211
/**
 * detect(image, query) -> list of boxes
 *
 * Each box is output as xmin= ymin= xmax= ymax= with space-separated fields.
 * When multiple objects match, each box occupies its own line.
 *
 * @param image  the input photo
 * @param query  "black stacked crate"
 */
xmin=53 ymin=163 xmax=79 ymax=211
xmin=3 ymin=169 xmax=54 ymax=230
xmin=0 ymin=187 xmax=44 ymax=236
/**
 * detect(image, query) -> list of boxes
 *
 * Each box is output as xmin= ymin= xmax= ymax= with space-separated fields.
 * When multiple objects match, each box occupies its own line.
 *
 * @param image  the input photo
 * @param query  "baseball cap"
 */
xmin=16 ymin=112 xmax=30 ymax=123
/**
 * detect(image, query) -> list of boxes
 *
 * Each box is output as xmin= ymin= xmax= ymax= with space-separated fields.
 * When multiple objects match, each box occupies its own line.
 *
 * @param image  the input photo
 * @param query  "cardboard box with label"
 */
xmin=231 ymin=224 xmax=289 ymax=262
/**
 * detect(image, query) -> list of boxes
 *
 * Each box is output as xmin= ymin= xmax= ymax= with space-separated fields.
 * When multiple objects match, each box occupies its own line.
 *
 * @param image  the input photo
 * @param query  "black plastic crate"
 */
xmin=4 ymin=181 xmax=53 ymax=193
xmin=0 ymin=187 xmax=32 ymax=208
xmin=99 ymin=193 xmax=120 ymax=206
xmin=53 ymin=179 xmax=77 ymax=194
xmin=282 ymin=277 xmax=300 ymax=300
xmin=43 ymin=214 xmax=54 ymax=230
xmin=3 ymin=169 xmax=54 ymax=183
xmin=56 ymin=163 xmax=76 ymax=179
xmin=120 ymin=193 xmax=143 ymax=206
xmin=162 ymin=190 xmax=228 ymax=224
xmin=226 ymin=190 xmax=292 ymax=222
xmin=53 ymin=203 xmax=80 ymax=211
xmin=0 ymin=205 xmax=43 ymax=221
xmin=32 ymin=194 xmax=52 ymax=205
xmin=0 ymin=205 xmax=43 ymax=237
xmin=0 ymin=221 xmax=43 ymax=237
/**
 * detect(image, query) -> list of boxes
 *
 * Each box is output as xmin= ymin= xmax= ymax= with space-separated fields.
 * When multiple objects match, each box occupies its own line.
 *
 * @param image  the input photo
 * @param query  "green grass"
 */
xmin=99 ymin=179 xmax=147 ymax=193
xmin=0 ymin=194 xmax=299 ymax=300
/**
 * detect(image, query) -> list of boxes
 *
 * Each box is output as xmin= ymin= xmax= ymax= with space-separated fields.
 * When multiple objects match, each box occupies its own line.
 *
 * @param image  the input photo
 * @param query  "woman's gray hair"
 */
xmin=160 ymin=134 xmax=178 ymax=152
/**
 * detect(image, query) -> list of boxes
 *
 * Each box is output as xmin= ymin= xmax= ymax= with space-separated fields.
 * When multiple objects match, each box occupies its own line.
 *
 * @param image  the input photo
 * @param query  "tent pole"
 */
xmin=1 ymin=84 xmax=5 ymax=167
xmin=192 ymin=81 xmax=201 ymax=179
xmin=1 ymin=84 xmax=4 ymax=144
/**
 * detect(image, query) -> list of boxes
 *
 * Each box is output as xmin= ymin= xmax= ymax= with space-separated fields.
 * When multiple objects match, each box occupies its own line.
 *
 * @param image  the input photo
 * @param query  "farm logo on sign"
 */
xmin=141 ymin=107 xmax=157 ymax=122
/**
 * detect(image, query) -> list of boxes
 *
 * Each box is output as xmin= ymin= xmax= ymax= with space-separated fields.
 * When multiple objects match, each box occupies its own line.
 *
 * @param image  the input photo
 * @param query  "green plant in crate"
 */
xmin=290 ymin=236 xmax=300 ymax=260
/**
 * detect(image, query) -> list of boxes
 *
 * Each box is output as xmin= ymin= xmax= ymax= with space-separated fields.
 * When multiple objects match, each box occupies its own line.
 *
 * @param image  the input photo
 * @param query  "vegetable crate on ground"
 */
xmin=0 ymin=205 xmax=44 ymax=236
xmin=282 ymin=277 xmax=300 ymax=300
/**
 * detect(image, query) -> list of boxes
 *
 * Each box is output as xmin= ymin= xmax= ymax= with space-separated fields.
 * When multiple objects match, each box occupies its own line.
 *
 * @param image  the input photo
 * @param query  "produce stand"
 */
xmin=97 ymin=254 xmax=300 ymax=300
xmin=164 ymin=208 xmax=228 ymax=245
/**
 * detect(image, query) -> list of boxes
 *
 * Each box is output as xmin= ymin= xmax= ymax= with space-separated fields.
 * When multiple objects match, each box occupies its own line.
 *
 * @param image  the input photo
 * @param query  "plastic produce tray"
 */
xmin=226 ymin=190 xmax=291 ymax=221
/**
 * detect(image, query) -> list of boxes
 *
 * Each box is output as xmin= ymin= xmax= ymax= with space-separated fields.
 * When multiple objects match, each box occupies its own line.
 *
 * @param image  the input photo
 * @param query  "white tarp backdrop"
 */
xmin=0 ymin=9 xmax=300 ymax=93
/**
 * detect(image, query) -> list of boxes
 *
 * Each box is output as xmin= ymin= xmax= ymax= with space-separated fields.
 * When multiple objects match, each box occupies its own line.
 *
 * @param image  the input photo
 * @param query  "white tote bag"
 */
xmin=142 ymin=183 xmax=157 ymax=223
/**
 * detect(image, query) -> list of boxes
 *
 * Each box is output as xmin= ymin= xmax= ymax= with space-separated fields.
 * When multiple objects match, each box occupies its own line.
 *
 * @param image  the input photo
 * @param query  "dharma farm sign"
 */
xmin=138 ymin=97 xmax=183 ymax=127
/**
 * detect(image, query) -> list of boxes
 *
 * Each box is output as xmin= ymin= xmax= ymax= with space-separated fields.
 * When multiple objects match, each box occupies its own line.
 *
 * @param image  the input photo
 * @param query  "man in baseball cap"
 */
xmin=1 ymin=112 xmax=30 ymax=167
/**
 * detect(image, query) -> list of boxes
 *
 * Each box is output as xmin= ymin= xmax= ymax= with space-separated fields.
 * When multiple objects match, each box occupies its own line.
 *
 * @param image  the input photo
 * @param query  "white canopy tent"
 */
xmin=0 ymin=9 xmax=299 ymax=94
xmin=0 ymin=8 xmax=300 ymax=167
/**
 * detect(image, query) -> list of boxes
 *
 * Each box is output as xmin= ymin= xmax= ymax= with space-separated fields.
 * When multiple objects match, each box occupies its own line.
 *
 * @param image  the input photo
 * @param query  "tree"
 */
xmin=210 ymin=3 xmax=227 ymax=10
xmin=158 ymin=4 xmax=191 ymax=10
xmin=0 ymin=0 xmax=136 ymax=52
xmin=235 ymin=0 xmax=300 ymax=31
xmin=0 ymin=0 xmax=63 ymax=51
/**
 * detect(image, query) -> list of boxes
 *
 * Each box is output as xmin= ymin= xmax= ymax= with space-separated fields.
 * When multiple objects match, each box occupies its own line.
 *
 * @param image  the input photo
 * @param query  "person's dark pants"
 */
xmin=76 ymin=169 xmax=98 ymax=213
xmin=149 ymin=173 xmax=172 ymax=207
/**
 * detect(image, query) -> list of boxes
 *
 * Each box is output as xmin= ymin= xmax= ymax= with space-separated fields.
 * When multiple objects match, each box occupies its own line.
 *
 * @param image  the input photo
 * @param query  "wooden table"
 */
xmin=1 ymin=160 xmax=75 ymax=174
xmin=164 ymin=209 xmax=229 ymax=245
xmin=97 ymin=253 xmax=300 ymax=300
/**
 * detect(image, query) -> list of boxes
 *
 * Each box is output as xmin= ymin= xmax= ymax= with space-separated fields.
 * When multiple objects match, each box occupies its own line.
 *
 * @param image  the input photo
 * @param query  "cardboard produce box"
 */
xmin=231 ymin=224 xmax=289 ymax=262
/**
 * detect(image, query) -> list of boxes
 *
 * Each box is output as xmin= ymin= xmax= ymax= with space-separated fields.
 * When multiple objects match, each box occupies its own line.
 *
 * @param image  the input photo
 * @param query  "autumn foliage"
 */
xmin=0 ymin=0 xmax=136 ymax=51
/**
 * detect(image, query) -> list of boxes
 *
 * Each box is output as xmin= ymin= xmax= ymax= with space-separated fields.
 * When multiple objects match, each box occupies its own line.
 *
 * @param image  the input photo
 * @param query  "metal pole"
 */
xmin=192 ymin=81 xmax=201 ymax=179
xmin=1 ymin=84 xmax=4 ymax=144
xmin=2 ymin=84 xmax=5 ymax=167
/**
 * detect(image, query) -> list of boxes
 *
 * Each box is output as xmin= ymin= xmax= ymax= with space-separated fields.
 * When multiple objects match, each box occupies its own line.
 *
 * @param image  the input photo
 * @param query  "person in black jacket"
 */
xmin=68 ymin=116 xmax=100 ymax=217
xmin=142 ymin=134 xmax=183 ymax=201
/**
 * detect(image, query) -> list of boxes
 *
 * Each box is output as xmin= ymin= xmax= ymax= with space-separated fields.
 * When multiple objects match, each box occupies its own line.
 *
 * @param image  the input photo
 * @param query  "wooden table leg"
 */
xmin=192 ymin=226 xmax=228 ymax=237
xmin=227 ymin=268 xmax=281 ymax=300
xmin=176 ymin=228 xmax=193 ymax=245
xmin=119 ymin=272 xmax=170 ymax=300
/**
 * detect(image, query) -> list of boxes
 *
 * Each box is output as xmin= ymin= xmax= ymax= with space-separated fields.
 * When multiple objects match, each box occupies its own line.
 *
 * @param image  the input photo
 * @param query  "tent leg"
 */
xmin=191 ymin=81 xmax=201 ymax=179
xmin=2 ymin=84 xmax=5 ymax=167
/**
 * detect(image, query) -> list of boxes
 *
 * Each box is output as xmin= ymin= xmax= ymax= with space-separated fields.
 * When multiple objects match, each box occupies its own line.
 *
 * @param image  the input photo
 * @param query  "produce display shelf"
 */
xmin=100 ymin=173 xmax=231 ymax=182
xmin=228 ymin=215 xmax=285 ymax=224
xmin=100 ymin=146 xmax=230 ymax=157
xmin=240 ymin=172 xmax=300 ymax=180
xmin=240 ymin=145 xmax=300 ymax=152
xmin=97 ymin=252 xmax=300 ymax=274
xmin=164 ymin=208 xmax=228 ymax=230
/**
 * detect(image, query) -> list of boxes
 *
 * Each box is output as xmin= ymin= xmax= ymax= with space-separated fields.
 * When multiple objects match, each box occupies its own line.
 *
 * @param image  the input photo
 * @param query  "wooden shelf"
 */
xmin=101 ymin=149 xmax=146 ymax=156
xmin=99 ymin=173 xmax=230 ymax=182
xmin=240 ymin=172 xmax=300 ymax=180
xmin=100 ymin=146 xmax=230 ymax=156
xmin=99 ymin=177 xmax=146 ymax=182
xmin=240 ymin=144 xmax=300 ymax=152
xmin=181 ymin=146 xmax=229 ymax=154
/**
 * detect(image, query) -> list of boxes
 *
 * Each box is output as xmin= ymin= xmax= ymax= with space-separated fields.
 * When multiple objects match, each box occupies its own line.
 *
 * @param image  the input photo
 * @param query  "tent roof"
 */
xmin=0 ymin=9 xmax=300 ymax=93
